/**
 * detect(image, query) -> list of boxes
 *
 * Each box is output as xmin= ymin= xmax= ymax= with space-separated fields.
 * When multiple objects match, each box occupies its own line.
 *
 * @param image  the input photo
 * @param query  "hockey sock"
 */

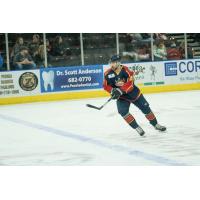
xmin=145 ymin=111 xmax=158 ymax=126
xmin=123 ymin=113 xmax=139 ymax=129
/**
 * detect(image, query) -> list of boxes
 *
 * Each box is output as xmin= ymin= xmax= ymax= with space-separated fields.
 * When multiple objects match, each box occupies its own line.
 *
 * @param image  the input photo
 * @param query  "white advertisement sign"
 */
xmin=0 ymin=70 xmax=41 ymax=98
xmin=125 ymin=62 xmax=165 ymax=87
xmin=103 ymin=62 xmax=165 ymax=87
xmin=104 ymin=59 xmax=200 ymax=87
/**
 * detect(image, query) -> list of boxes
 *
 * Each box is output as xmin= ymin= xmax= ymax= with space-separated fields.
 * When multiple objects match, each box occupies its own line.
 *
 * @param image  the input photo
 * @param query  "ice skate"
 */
xmin=155 ymin=124 xmax=166 ymax=132
xmin=135 ymin=126 xmax=145 ymax=136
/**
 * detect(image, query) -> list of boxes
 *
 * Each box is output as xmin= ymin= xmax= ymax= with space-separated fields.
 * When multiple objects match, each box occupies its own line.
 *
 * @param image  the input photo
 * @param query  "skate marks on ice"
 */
xmin=0 ymin=152 xmax=94 ymax=166
xmin=0 ymin=113 xmax=188 ymax=166
xmin=136 ymin=125 xmax=200 ymax=165
xmin=103 ymin=122 xmax=200 ymax=165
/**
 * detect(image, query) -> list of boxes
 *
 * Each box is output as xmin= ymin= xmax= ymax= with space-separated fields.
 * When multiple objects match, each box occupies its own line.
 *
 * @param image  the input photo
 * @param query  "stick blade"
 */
xmin=86 ymin=104 xmax=102 ymax=110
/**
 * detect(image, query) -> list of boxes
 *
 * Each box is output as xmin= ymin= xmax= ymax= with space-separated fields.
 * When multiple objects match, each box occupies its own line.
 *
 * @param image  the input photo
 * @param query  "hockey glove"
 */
xmin=111 ymin=88 xmax=123 ymax=99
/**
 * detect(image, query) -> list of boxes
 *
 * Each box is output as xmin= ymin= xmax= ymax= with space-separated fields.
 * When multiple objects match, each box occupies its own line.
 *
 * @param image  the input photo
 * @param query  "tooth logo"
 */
xmin=42 ymin=70 xmax=54 ymax=91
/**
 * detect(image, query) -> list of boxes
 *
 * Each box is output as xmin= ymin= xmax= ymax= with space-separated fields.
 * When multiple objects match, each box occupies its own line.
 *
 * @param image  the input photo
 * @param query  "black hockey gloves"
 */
xmin=111 ymin=88 xmax=123 ymax=99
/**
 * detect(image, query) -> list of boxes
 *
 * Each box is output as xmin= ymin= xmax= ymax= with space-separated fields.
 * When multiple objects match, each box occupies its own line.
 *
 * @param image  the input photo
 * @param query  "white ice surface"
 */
xmin=0 ymin=90 xmax=200 ymax=165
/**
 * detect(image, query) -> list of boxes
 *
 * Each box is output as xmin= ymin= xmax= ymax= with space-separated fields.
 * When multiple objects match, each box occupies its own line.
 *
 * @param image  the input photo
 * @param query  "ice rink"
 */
xmin=0 ymin=90 xmax=200 ymax=166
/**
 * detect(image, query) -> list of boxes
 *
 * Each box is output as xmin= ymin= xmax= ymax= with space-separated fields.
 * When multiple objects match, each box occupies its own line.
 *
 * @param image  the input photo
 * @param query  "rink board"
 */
xmin=0 ymin=59 xmax=200 ymax=105
xmin=1 ymin=83 xmax=200 ymax=105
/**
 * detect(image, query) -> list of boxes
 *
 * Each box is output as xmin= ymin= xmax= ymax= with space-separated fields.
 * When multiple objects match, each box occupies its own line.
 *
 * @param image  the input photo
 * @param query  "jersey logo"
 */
xmin=108 ymin=73 xmax=115 ymax=78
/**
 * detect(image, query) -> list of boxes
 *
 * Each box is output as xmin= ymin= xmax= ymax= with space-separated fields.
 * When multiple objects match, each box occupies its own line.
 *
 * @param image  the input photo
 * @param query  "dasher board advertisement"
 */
xmin=0 ymin=70 xmax=41 ymax=98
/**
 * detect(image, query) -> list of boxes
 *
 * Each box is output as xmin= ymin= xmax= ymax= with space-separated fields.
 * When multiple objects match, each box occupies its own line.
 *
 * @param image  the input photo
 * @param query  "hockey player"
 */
xmin=103 ymin=55 xmax=166 ymax=136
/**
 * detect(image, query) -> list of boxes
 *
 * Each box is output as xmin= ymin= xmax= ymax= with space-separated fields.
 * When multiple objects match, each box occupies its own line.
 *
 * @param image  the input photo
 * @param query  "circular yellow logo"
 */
xmin=19 ymin=72 xmax=38 ymax=91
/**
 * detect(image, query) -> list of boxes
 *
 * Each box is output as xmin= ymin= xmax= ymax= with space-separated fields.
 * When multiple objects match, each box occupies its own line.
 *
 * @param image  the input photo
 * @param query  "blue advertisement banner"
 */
xmin=40 ymin=65 xmax=103 ymax=93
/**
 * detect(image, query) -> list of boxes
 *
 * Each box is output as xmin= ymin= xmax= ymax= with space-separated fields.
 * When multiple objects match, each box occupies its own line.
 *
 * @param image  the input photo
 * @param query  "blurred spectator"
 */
xmin=122 ymin=44 xmax=150 ymax=61
xmin=153 ymin=39 xmax=167 ymax=61
xmin=51 ymin=35 xmax=66 ymax=56
xmin=34 ymin=45 xmax=45 ymax=66
xmin=11 ymin=37 xmax=24 ymax=59
xmin=127 ymin=33 xmax=151 ymax=43
xmin=28 ymin=34 xmax=41 ymax=59
xmin=0 ymin=52 xmax=3 ymax=69
xmin=188 ymin=47 xmax=194 ymax=59
xmin=137 ymin=44 xmax=151 ymax=61
xmin=45 ymin=39 xmax=52 ymax=54
xmin=35 ymin=39 xmax=52 ymax=66
xmin=128 ymin=33 xmax=143 ymax=42
xmin=141 ymin=33 xmax=151 ymax=40
xmin=122 ymin=45 xmax=139 ymax=61
xmin=179 ymin=41 xmax=194 ymax=59
xmin=154 ymin=33 xmax=168 ymax=41
xmin=13 ymin=46 xmax=36 ymax=70
xmin=167 ymin=41 xmax=182 ymax=60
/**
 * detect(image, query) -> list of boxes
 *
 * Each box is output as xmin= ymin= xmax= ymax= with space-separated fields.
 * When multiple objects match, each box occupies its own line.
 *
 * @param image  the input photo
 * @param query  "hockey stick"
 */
xmin=86 ymin=97 xmax=112 ymax=110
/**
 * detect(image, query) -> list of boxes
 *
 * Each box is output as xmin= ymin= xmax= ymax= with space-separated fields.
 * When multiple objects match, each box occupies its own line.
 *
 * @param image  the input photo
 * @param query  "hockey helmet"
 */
xmin=110 ymin=55 xmax=121 ymax=63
